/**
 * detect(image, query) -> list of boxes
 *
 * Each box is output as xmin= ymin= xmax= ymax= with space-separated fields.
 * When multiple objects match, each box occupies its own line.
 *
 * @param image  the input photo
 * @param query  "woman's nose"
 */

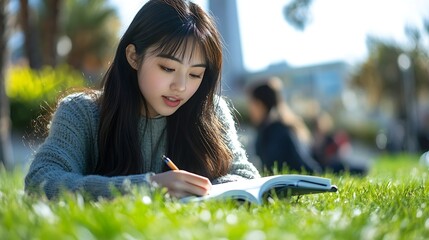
xmin=171 ymin=75 xmax=186 ymax=92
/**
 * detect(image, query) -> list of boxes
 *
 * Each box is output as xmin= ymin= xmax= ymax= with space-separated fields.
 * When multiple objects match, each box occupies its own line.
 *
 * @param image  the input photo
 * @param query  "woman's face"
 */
xmin=135 ymin=43 xmax=206 ymax=117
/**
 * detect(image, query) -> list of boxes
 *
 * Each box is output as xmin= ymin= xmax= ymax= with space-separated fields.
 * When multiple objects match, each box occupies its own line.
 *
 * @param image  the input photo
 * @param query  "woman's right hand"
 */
xmin=149 ymin=170 xmax=212 ymax=198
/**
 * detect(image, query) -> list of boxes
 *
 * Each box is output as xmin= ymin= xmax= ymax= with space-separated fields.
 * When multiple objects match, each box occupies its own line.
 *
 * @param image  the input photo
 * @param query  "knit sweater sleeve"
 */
xmin=211 ymin=97 xmax=260 ymax=184
xmin=24 ymin=93 xmax=153 ymax=199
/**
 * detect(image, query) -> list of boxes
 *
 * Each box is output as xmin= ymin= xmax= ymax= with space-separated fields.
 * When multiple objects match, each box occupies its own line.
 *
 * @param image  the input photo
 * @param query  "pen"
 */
xmin=162 ymin=155 xmax=179 ymax=170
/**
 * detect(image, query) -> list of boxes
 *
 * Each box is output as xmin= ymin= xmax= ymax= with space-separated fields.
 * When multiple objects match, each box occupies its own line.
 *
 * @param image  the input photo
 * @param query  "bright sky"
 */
xmin=109 ymin=0 xmax=429 ymax=72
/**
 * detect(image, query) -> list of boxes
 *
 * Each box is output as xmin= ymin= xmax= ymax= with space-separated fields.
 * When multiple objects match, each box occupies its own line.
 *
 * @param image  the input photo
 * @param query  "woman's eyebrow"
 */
xmin=157 ymin=53 xmax=206 ymax=68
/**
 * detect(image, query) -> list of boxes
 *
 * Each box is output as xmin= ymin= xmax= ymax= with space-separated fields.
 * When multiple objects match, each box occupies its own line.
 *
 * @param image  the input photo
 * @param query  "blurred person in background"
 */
xmin=246 ymin=76 xmax=368 ymax=176
xmin=245 ymin=77 xmax=322 ymax=175
xmin=309 ymin=112 xmax=368 ymax=175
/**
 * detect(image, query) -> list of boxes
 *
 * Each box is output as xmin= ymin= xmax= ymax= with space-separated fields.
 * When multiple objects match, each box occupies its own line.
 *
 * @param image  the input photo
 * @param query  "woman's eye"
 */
xmin=160 ymin=65 xmax=175 ymax=72
xmin=190 ymin=73 xmax=202 ymax=79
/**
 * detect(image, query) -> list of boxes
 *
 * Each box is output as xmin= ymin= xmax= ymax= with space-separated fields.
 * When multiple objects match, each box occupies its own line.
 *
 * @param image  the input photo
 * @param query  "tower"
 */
xmin=208 ymin=0 xmax=245 ymax=97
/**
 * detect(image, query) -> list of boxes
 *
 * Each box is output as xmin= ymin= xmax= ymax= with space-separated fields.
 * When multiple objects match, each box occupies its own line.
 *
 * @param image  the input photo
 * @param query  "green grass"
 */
xmin=1 ymin=155 xmax=428 ymax=240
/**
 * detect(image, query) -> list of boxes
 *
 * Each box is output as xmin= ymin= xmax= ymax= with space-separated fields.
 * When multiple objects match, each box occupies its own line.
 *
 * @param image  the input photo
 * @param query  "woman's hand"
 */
xmin=150 ymin=170 xmax=212 ymax=198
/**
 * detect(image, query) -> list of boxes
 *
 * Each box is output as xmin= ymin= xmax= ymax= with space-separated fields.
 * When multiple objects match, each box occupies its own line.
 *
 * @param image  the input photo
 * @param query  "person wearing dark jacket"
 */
xmin=246 ymin=77 xmax=322 ymax=174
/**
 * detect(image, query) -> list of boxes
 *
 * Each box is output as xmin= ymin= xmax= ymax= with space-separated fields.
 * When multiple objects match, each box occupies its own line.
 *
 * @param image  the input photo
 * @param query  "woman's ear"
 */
xmin=126 ymin=44 xmax=139 ymax=70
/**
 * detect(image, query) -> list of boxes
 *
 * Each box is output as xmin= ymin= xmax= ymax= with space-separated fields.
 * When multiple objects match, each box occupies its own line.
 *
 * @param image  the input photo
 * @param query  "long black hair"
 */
xmin=95 ymin=0 xmax=232 ymax=179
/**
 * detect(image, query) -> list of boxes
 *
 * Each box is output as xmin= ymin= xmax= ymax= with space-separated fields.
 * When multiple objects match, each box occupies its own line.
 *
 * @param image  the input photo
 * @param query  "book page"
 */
xmin=258 ymin=175 xmax=333 ymax=199
xmin=181 ymin=187 xmax=260 ymax=204
xmin=181 ymin=178 xmax=268 ymax=204
xmin=180 ymin=175 xmax=335 ymax=204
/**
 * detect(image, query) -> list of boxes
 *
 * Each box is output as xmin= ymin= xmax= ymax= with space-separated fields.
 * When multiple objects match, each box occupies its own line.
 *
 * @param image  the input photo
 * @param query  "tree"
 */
xmin=61 ymin=0 xmax=119 ymax=73
xmin=19 ymin=0 xmax=42 ymax=69
xmin=0 ymin=0 xmax=13 ymax=169
xmin=350 ymin=23 xmax=429 ymax=153
xmin=18 ymin=0 xmax=62 ymax=68
xmin=283 ymin=0 xmax=313 ymax=31
xmin=18 ymin=0 xmax=118 ymax=74
xmin=39 ymin=0 xmax=62 ymax=67
xmin=351 ymin=33 xmax=429 ymax=116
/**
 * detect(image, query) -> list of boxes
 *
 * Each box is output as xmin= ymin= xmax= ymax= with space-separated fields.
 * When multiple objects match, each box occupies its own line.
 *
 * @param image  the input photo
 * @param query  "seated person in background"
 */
xmin=311 ymin=112 xmax=351 ymax=167
xmin=310 ymin=111 xmax=368 ymax=175
xmin=245 ymin=77 xmax=323 ymax=175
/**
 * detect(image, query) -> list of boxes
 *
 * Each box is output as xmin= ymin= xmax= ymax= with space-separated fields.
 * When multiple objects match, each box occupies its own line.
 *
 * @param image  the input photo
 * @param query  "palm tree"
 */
xmin=62 ymin=0 xmax=119 ymax=73
xmin=18 ymin=0 xmax=118 ymax=73
xmin=0 ymin=0 xmax=13 ymax=170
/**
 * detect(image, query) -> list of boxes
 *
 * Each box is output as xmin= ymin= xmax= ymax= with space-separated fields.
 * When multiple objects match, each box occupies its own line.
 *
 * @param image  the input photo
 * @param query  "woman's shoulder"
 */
xmin=213 ymin=95 xmax=235 ymax=122
xmin=54 ymin=90 xmax=101 ymax=122
xmin=214 ymin=95 xmax=229 ymax=109
xmin=59 ymin=90 xmax=100 ymax=104
xmin=57 ymin=90 xmax=100 ymax=111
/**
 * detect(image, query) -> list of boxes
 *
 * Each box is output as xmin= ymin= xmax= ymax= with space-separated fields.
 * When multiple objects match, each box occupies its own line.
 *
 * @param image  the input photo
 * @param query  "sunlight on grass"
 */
xmin=1 ymin=155 xmax=428 ymax=239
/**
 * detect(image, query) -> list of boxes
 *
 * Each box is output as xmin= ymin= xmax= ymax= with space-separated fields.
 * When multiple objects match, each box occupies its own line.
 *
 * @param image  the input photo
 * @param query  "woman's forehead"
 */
xmin=148 ymin=38 xmax=206 ymax=63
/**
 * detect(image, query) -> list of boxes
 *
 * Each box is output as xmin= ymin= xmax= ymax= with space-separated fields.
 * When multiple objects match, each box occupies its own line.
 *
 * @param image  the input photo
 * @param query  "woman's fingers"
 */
xmin=178 ymin=170 xmax=212 ymax=191
xmin=150 ymin=170 xmax=212 ymax=198
xmin=168 ymin=170 xmax=212 ymax=196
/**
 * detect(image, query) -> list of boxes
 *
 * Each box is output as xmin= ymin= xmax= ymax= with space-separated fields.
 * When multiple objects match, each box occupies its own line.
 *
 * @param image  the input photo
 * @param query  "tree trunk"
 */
xmin=19 ymin=0 xmax=42 ymax=69
xmin=41 ymin=0 xmax=61 ymax=67
xmin=0 ymin=0 xmax=14 ymax=170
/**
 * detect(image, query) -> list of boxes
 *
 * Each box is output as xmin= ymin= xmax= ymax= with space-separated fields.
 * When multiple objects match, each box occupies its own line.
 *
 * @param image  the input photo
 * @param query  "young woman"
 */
xmin=25 ymin=0 xmax=259 ymax=199
xmin=246 ymin=77 xmax=322 ymax=174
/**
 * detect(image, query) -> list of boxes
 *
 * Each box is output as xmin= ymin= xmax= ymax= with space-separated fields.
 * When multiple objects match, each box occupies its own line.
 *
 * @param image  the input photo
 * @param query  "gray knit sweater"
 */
xmin=25 ymin=92 xmax=260 ymax=199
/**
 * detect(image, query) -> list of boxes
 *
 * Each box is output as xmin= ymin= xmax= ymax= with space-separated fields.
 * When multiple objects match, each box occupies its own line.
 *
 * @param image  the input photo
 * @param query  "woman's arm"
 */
xmin=24 ymin=93 xmax=153 ymax=199
xmin=211 ymin=97 xmax=260 ymax=184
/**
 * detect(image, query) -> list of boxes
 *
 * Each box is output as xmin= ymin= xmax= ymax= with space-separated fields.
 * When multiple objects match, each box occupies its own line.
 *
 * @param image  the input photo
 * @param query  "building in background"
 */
xmin=243 ymin=61 xmax=351 ymax=118
xmin=209 ymin=0 xmax=351 ymax=116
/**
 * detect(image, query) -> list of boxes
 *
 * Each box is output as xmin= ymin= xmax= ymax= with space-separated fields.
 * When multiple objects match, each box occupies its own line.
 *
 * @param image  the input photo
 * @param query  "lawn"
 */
xmin=0 ymin=154 xmax=428 ymax=240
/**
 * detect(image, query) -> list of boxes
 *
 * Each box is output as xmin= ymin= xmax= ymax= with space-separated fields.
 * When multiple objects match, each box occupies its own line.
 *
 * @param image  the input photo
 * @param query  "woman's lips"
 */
xmin=162 ymin=96 xmax=181 ymax=107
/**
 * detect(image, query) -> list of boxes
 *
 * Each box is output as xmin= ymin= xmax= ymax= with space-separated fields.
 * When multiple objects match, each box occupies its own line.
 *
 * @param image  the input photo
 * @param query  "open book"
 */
xmin=182 ymin=174 xmax=338 ymax=205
